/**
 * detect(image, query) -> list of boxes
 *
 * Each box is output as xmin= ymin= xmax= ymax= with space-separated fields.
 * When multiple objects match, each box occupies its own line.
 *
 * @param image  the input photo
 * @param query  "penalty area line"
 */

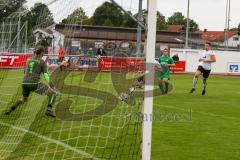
xmin=0 ymin=121 xmax=101 ymax=160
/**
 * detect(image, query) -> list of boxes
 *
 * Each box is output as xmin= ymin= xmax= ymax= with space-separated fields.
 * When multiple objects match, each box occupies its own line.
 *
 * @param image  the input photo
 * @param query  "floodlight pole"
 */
xmin=142 ymin=0 xmax=157 ymax=160
xmin=1 ymin=21 xmax=4 ymax=52
xmin=224 ymin=0 xmax=230 ymax=48
xmin=185 ymin=0 xmax=190 ymax=49
xmin=136 ymin=0 xmax=143 ymax=56
xmin=9 ymin=21 xmax=12 ymax=50
xmin=25 ymin=21 xmax=28 ymax=53
xmin=17 ymin=16 xmax=21 ymax=52
xmin=228 ymin=0 xmax=230 ymax=45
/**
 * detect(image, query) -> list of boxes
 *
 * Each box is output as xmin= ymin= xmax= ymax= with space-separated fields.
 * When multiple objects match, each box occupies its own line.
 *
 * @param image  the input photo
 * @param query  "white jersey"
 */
xmin=198 ymin=50 xmax=215 ymax=70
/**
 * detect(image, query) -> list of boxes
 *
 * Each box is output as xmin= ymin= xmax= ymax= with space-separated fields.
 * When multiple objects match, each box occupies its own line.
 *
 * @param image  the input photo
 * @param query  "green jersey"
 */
xmin=158 ymin=56 xmax=174 ymax=80
xmin=159 ymin=56 xmax=174 ymax=72
xmin=23 ymin=57 xmax=49 ymax=84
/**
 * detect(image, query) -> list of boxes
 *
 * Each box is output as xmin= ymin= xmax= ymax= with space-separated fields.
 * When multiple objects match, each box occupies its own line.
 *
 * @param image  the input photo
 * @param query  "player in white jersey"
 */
xmin=190 ymin=42 xmax=216 ymax=95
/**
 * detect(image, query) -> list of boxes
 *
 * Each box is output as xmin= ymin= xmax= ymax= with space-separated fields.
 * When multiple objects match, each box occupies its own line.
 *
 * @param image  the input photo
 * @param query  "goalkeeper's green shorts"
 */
xmin=22 ymin=82 xmax=49 ymax=98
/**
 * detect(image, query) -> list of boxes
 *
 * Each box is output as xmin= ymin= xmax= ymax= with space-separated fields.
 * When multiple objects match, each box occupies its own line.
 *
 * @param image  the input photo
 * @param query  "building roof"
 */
xmin=52 ymin=24 xmax=201 ymax=44
xmin=33 ymin=29 xmax=53 ymax=38
xmin=167 ymin=25 xmax=185 ymax=32
xmin=199 ymin=31 xmax=237 ymax=42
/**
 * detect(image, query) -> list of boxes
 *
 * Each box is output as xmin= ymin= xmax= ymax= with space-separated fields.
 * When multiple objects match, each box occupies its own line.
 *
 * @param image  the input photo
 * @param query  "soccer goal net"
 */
xmin=0 ymin=0 xmax=158 ymax=159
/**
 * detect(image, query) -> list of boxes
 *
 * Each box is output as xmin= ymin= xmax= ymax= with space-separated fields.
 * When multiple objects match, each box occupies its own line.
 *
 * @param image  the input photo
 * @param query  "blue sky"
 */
xmin=26 ymin=0 xmax=239 ymax=31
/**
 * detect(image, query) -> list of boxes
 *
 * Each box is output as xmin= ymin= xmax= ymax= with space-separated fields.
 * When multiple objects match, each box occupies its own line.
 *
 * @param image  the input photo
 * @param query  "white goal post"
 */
xmin=142 ymin=0 xmax=157 ymax=160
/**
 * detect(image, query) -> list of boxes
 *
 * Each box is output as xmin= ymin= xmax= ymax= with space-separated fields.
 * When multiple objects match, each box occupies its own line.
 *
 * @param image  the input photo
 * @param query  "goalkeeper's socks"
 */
xmin=5 ymin=100 xmax=23 ymax=115
xmin=48 ymin=95 xmax=56 ymax=107
xmin=159 ymin=83 xmax=165 ymax=94
xmin=165 ymin=82 xmax=169 ymax=94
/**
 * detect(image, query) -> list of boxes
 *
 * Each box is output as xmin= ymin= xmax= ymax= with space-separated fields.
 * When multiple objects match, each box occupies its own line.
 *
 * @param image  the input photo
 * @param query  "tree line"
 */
xmin=61 ymin=2 xmax=199 ymax=32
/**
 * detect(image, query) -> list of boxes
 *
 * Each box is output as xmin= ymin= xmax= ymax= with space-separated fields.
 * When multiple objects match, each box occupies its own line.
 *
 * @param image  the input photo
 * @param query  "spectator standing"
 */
xmin=97 ymin=47 xmax=106 ymax=57
xmin=58 ymin=45 xmax=65 ymax=62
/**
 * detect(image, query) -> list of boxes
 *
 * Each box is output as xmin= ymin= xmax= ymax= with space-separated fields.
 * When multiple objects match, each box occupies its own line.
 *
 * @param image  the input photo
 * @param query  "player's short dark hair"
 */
xmin=205 ymin=42 xmax=211 ymax=46
xmin=34 ymin=45 xmax=45 ymax=55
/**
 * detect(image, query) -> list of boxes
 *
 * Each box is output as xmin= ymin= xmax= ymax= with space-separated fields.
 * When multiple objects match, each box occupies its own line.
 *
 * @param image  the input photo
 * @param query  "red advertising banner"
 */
xmin=170 ymin=61 xmax=186 ymax=73
xmin=0 ymin=53 xmax=32 ymax=67
xmin=0 ymin=53 xmax=185 ymax=73
xmin=98 ymin=57 xmax=145 ymax=71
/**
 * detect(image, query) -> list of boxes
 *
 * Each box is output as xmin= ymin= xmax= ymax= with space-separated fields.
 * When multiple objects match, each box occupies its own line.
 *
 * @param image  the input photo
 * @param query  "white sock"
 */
xmin=193 ymin=77 xmax=198 ymax=89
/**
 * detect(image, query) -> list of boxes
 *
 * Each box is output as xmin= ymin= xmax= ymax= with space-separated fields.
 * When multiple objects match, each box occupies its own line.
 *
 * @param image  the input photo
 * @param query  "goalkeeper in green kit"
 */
xmin=157 ymin=48 xmax=177 ymax=94
xmin=4 ymin=45 xmax=59 ymax=118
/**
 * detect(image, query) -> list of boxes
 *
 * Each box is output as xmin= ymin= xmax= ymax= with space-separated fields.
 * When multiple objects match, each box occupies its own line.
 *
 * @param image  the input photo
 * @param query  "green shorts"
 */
xmin=157 ymin=72 xmax=170 ymax=80
xmin=22 ymin=83 xmax=49 ymax=98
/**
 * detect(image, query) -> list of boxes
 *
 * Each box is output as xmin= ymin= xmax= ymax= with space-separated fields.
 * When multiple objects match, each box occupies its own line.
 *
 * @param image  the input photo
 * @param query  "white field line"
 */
xmin=0 ymin=121 xmax=101 ymax=160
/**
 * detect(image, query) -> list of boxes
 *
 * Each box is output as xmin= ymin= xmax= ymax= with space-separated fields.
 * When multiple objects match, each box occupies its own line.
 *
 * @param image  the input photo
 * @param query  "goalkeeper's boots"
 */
xmin=202 ymin=90 xmax=206 ymax=96
xmin=45 ymin=108 xmax=56 ymax=118
xmin=189 ymin=88 xmax=196 ymax=93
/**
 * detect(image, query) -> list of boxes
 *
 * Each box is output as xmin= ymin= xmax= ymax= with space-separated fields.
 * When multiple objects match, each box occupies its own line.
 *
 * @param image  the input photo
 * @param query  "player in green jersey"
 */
xmin=157 ymin=48 xmax=175 ymax=94
xmin=5 ymin=45 xmax=59 ymax=117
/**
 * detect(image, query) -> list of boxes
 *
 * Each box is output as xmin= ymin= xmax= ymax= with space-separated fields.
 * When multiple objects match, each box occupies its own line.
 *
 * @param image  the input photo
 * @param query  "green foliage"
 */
xmin=134 ymin=10 xmax=167 ymax=30
xmin=167 ymin=12 xmax=199 ymax=32
xmin=230 ymin=23 xmax=240 ymax=33
xmin=230 ymin=28 xmax=238 ymax=31
xmin=90 ymin=2 xmax=123 ymax=27
xmin=188 ymin=19 xmax=199 ymax=32
xmin=0 ymin=0 xmax=26 ymax=22
xmin=23 ymin=3 xmax=54 ymax=45
xmin=61 ymin=7 xmax=89 ymax=25
xmin=121 ymin=11 xmax=137 ymax=28
xmin=167 ymin=12 xmax=186 ymax=25
xmin=156 ymin=12 xmax=167 ymax=30
xmin=24 ymin=3 xmax=54 ymax=29
xmin=61 ymin=3 xmax=166 ymax=30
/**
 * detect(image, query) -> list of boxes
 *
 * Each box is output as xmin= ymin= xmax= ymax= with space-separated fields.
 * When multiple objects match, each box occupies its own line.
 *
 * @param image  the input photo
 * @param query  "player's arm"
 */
xmin=154 ymin=59 xmax=163 ymax=72
xmin=165 ymin=58 xmax=175 ymax=67
xmin=42 ymin=61 xmax=55 ymax=88
xmin=203 ymin=54 xmax=216 ymax=62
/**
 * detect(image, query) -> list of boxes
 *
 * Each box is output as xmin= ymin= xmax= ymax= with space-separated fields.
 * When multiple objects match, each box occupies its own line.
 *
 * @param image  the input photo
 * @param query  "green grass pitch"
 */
xmin=0 ymin=70 xmax=239 ymax=160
